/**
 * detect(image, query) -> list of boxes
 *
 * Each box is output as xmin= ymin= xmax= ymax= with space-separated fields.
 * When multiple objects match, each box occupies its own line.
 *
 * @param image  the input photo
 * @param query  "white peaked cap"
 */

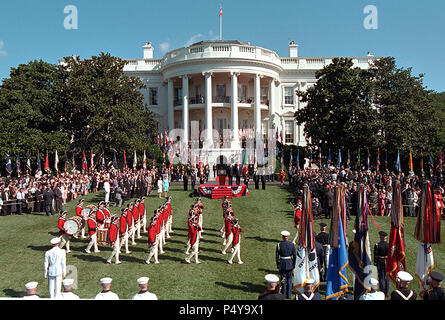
xmin=305 ymin=278 xmax=315 ymax=285
xmin=25 ymin=282 xmax=38 ymax=290
xmin=137 ymin=277 xmax=149 ymax=285
xmin=100 ymin=277 xmax=113 ymax=284
xmin=281 ymin=230 xmax=290 ymax=237
xmin=63 ymin=278 xmax=74 ymax=286
xmin=397 ymin=271 xmax=413 ymax=282
xmin=369 ymin=278 xmax=379 ymax=288
xmin=50 ymin=237 xmax=61 ymax=245
xmin=265 ymin=274 xmax=280 ymax=283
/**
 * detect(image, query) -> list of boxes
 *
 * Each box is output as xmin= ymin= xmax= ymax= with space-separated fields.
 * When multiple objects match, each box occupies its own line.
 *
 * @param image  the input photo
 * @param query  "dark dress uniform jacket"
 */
xmin=276 ymin=241 xmax=296 ymax=271
xmin=423 ymin=287 xmax=445 ymax=300
xmin=258 ymin=290 xmax=285 ymax=300
xmin=374 ymin=241 xmax=389 ymax=268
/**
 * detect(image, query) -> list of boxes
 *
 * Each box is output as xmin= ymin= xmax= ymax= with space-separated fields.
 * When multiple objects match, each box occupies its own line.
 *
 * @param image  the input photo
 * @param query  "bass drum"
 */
xmin=97 ymin=227 xmax=109 ymax=246
xmin=64 ymin=216 xmax=84 ymax=236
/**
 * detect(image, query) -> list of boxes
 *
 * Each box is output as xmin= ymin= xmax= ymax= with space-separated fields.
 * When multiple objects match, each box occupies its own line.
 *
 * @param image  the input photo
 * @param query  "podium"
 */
xmin=217 ymin=164 xmax=228 ymax=186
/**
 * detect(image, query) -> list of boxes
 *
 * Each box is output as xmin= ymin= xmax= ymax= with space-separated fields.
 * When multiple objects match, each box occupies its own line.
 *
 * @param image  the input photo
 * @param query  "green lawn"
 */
xmin=0 ymin=185 xmax=444 ymax=299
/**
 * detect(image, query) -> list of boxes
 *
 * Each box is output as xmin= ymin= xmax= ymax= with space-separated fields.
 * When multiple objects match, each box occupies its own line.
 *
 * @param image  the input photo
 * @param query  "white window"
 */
xmin=284 ymin=87 xmax=294 ymax=105
xmin=149 ymin=87 xmax=158 ymax=105
xmin=285 ymin=120 xmax=294 ymax=144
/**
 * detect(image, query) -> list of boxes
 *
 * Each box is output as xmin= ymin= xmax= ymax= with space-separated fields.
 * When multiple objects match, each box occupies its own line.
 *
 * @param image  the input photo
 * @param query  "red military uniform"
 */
xmin=58 ymin=217 xmax=66 ymax=236
xmin=294 ymin=206 xmax=302 ymax=228
xmin=138 ymin=202 xmax=145 ymax=219
xmin=119 ymin=214 xmax=127 ymax=237
xmin=96 ymin=209 xmax=105 ymax=226
xmin=103 ymin=207 xmax=111 ymax=218
xmin=224 ymin=216 xmax=233 ymax=239
xmin=148 ymin=222 xmax=157 ymax=246
xmin=280 ymin=170 xmax=286 ymax=183
xmin=189 ymin=224 xmax=201 ymax=246
xmin=132 ymin=206 xmax=139 ymax=224
xmin=126 ymin=208 xmax=133 ymax=229
xmin=155 ymin=216 xmax=161 ymax=235
xmin=87 ymin=217 xmax=97 ymax=236
xmin=75 ymin=205 xmax=83 ymax=218
xmin=108 ymin=222 xmax=119 ymax=245
xmin=232 ymin=226 xmax=243 ymax=246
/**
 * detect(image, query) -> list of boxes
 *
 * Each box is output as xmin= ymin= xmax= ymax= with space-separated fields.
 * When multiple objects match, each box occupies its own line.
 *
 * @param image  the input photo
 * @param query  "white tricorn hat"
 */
xmin=281 ymin=230 xmax=290 ymax=237
xmin=265 ymin=274 xmax=280 ymax=283
xmin=50 ymin=237 xmax=61 ymax=245
xmin=396 ymin=271 xmax=413 ymax=282
xmin=137 ymin=277 xmax=149 ymax=285
xmin=62 ymin=278 xmax=74 ymax=287
xmin=100 ymin=277 xmax=113 ymax=284
xmin=25 ymin=281 xmax=38 ymax=290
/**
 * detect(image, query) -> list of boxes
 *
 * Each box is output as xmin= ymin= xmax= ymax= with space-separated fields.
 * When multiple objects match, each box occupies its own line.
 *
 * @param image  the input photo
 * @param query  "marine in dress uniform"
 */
xmin=23 ymin=282 xmax=40 ymax=299
xmin=423 ymin=271 xmax=445 ymax=300
xmin=296 ymin=278 xmax=321 ymax=300
xmin=106 ymin=216 xmax=121 ymax=264
xmin=132 ymin=277 xmax=158 ymax=300
xmin=358 ymin=278 xmax=385 ymax=300
xmin=85 ymin=212 xmax=100 ymax=253
xmin=145 ymin=216 xmax=159 ymax=264
xmin=390 ymin=271 xmax=417 ymax=300
xmin=44 ymin=237 xmax=67 ymax=299
xmin=258 ymin=274 xmax=285 ymax=300
xmin=94 ymin=278 xmax=119 ymax=300
xmin=58 ymin=211 xmax=71 ymax=253
xmin=228 ymin=219 xmax=243 ymax=265
xmin=315 ymin=223 xmax=329 ymax=281
xmin=374 ymin=231 xmax=389 ymax=296
xmin=55 ymin=278 xmax=80 ymax=300
xmin=275 ymin=230 xmax=297 ymax=299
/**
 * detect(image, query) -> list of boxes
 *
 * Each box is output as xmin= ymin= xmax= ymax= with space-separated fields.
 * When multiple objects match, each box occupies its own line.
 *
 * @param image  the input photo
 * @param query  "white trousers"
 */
xmin=59 ymin=234 xmax=70 ymax=252
xmin=157 ymin=233 xmax=164 ymax=253
xmin=185 ymin=242 xmax=199 ymax=263
xmin=48 ymin=275 xmax=62 ymax=299
xmin=228 ymin=242 xmax=241 ymax=263
xmin=107 ymin=236 xmax=121 ymax=263
xmin=146 ymin=243 xmax=159 ymax=264
xmin=222 ymin=232 xmax=233 ymax=249
xmin=119 ymin=232 xmax=130 ymax=253
xmin=86 ymin=233 xmax=99 ymax=252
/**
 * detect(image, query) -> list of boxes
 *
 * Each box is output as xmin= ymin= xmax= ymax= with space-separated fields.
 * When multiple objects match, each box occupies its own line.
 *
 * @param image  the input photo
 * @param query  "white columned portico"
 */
xmin=182 ymin=75 xmax=189 ymax=145
xmin=167 ymin=79 xmax=174 ymax=131
xmin=231 ymin=72 xmax=240 ymax=149
xmin=269 ymin=78 xmax=276 ymax=130
xmin=254 ymin=73 xmax=262 ymax=135
xmin=204 ymin=72 xmax=213 ymax=145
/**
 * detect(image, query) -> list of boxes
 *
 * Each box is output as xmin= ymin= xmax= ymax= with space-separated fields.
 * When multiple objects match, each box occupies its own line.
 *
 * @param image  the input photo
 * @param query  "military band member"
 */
xmin=276 ymin=230 xmax=297 ymax=299
xmin=185 ymin=207 xmax=196 ymax=254
xmin=291 ymin=200 xmax=302 ymax=244
xmin=315 ymin=223 xmax=329 ymax=281
xmin=75 ymin=199 xmax=86 ymax=238
xmin=96 ymin=201 xmax=106 ymax=227
xmin=161 ymin=204 xmax=168 ymax=245
xmin=423 ymin=271 xmax=445 ymax=300
xmin=185 ymin=216 xmax=201 ymax=264
xmin=390 ymin=271 xmax=417 ymax=300
xmin=55 ymin=278 xmax=80 ymax=300
xmin=23 ymin=282 xmax=40 ymax=299
xmin=94 ymin=277 xmax=119 ymax=300
xmin=358 ymin=278 xmax=385 ymax=300
xmin=296 ymin=278 xmax=321 ymax=300
xmin=133 ymin=199 xmax=142 ymax=241
xmin=145 ymin=216 xmax=159 ymax=264
xmin=103 ymin=201 xmax=111 ymax=219
xmin=157 ymin=208 xmax=166 ymax=253
xmin=258 ymin=274 xmax=285 ymax=300
xmin=374 ymin=231 xmax=389 ymax=296
xmin=44 ymin=237 xmax=67 ymax=299
xmin=58 ymin=211 xmax=71 ymax=253
xmin=166 ymin=196 xmax=173 ymax=235
xmin=85 ymin=212 xmax=100 ymax=253
xmin=222 ymin=212 xmax=234 ymax=253
xmin=106 ymin=216 xmax=121 ymax=264
xmin=119 ymin=208 xmax=130 ymax=254
xmin=139 ymin=197 xmax=147 ymax=233
xmin=125 ymin=204 xmax=133 ymax=252
xmin=132 ymin=277 xmax=158 ymax=300
xmin=228 ymin=219 xmax=243 ymax=265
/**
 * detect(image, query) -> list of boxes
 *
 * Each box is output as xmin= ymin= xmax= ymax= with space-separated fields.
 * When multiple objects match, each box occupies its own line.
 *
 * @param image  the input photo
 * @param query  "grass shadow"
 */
xmin=246 ymin=236 xmax=278 ymax=243
xmin=72 ymin=254 xmax=105 ymax=263
xmin=214 ymin=281 xmax=263 ymax=294
xmin=27 ymin=245 xmax=51 ymax=252
xmin=3 ymin=289 xmax=25 ymax=298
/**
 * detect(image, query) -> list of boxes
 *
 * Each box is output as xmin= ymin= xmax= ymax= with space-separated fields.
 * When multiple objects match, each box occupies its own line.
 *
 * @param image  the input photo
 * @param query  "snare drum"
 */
xmin=97 ymin=227 xmax=109 ymax=246
xmin=64 ymin=216 xmax=83 ymax=236
xmin=81 ymin=208 xmax=91 ymax=220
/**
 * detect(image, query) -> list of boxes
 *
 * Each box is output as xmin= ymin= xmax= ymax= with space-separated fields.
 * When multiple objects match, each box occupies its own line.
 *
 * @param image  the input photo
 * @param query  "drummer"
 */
xmin=75 ymin=199 xmax=87 ymax=239
xmin=103 ymin=202 xmax=111 ymax=219
xmin=96 ymin=202 xmax=106 ymax=228
xmin=58 ymin=211 xmax=71 ymax=253
xmin=85 ymin=211 xmax=100 ymax=254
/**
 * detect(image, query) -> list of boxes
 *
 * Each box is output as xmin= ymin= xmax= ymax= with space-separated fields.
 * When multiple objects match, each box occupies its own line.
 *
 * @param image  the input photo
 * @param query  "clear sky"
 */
xmin=0 ymin=0 xmax=444 ymax=92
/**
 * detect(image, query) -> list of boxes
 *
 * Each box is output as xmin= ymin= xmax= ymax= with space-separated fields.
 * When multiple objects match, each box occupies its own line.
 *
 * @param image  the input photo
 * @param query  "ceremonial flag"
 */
xmin=36 ymin=152 xmax=41 ymax=170
xmin=293 ymin=185 xmax=320 ymax=294
xmin=16 ymin=153 xmax=21 ymax=174
xmin=82 ymin=150 xmax=87 ymax=171
xmin=385 ymin=149 xmax=388 ymax=171
xmin=113 ymin=151 xmax=118 ymax=169
xmin=123 ymin=150 xmax=127 ymax=168
xmin=396 ymin=151 xmax=401 ymax=172
xmin=133 ymin=151 xmax=137 ymax=169
xmin=90 ymin=151 xmax=94 ymax=170
xmin=386 ymin=179 xmax=406 ymax=284
xmin=347 ymin=150 xmax=350 ymax=169
xmin=327 ymin=149 xmax=331 ymax=168
xmin=367 ymin=149 xmax=370 ymax=170
xmin=5 ymin=153 xmax=12 ymax=175
xmin=296 ymin=150 xmax=300 ymax=170
xmin=336 ymin=150 xmax=341 ymax=168
xmin=415 ymin=242 xmax=434 ymax=298
xmin=357 ymin=148 xmax=361 ymax=170
xmin=44 ymin=151 xmax=49 ymax=171
xmin=429 ymin=154 xmax=433 ymax=173
xmin=143 ymin=150 xmax=147 ymax=169
xmin=348 ymin=185 xmax=373 ymax=300
xmin=415 ymin=181 xmax=441 ymax=244
xmin=157 ymin=135 xmax=160 ymax=146
xmin=420 ymin=151 xmax=424 ymax=172
xmin=325 ymin=186 xmax=349 ymax=300
xmin=64 ymin=152 xmax=69 ymax=172
xmin=439 ymin=150 xmax=443 ymax=173
xmin=242 ymin=148 xmax=247 ymax=170
xmin=26 ymin=154 xmax=32 ymax=172
xmin=376 ymin=149 xmax=381 ymax=171
xmin=409 ymin=150 xmax=414 ymax=172
xmin=289 ymin=151 xmax=293 ymax=168
xmin=101 ymin=153 xmax=105 ymax=170
xmin=54 ymin=150 xmax=59 ymax=172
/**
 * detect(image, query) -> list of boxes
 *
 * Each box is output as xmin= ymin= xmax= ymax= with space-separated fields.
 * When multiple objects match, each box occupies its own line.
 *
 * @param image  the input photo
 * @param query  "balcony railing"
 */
xmin=213 ymin=96 xmax=231 ymax=103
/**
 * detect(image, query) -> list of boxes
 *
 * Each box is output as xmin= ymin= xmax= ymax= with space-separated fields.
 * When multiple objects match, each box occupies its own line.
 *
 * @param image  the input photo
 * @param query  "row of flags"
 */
xmin=291 ymin=180 xmax=441 ymax=299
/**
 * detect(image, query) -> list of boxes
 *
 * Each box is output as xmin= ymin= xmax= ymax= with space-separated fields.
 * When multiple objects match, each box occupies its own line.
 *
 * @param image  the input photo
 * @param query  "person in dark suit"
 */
xmin=258 ymin=274 xmax=285 ymax=300
xmin=234 ymin=163 xmax=241 ymax=185
xmin=325 ymin=186 xmax=334 ymax=219
xmin=53 ymin=183 xmax=63 ymax=214
xmin=227 ymin=164 xmax=234 ymax=185
xmin=315 ymin=223 xmax=329 ymax=281
xmin=374 ymin=231 xmax=389 ymax=297
xmin=43 ymin=186 xmax=54 ymax=216
xmin=261 ymin=168 xmax=266 ymax=190
xmin=275 ymin=231 xmax=297 ymax=299
xmin=254 ymin=167 xmax=259 ymax=189
xmin=183 ymin=169 xmax=189 ymax=191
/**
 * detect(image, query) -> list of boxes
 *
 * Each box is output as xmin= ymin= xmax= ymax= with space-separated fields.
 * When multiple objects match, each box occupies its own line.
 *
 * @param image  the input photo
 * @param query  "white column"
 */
xmin=281 ymin=116 xmax=286 ymax=145
xmin=204 ymin=72 xmax=213 ymax=145
xmin=254 ymin=74 xmax=261 ymax=135
xmin=269 ymin=78 xmax=275 ymax=130
xmin=231 ymin=72 xmax=240 ymax=149
xmin=182 ymin=75 xmax=189 ymax=145
xmin=167 ymin=79 xmax=174 ymax=131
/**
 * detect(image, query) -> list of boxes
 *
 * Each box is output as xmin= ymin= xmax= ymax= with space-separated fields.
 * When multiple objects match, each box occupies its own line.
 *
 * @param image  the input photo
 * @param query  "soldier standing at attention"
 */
xmin=132 ymin=277 xmax=158 ymax=300
xmin=275 ymin=231 xmax=297 ymax=299
xmin=296 ymin=278 xmax=321 ymax=300
xmin=44 ymin=238 xmax=66 ymax=299
xmin=258 ymin=274 xmax=285 ymax=300
xmin=390 ymin=271 xmax=417 ymax=300
xmin=23 ymin=282 xmax=40 ymax=299
xmin=94 ymin=278 xmax=119 ymax=300
xmin=423 ymin=271 xmax=445 ymax=300
xmin=373 ymin=231 xmax=389 ymax=297
xmin=315 ymin=223 xmax=329 ymax=281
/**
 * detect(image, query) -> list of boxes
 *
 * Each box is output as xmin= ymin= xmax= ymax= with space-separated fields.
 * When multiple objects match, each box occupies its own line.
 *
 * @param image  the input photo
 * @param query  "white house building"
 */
xmin=123 ymin=40 xmax=375 ymax=166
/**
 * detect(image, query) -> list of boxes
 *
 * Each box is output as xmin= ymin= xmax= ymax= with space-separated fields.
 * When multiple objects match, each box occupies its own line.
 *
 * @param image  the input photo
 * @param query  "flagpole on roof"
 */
xmin=219 ymin=4 xmax=223 ymax=40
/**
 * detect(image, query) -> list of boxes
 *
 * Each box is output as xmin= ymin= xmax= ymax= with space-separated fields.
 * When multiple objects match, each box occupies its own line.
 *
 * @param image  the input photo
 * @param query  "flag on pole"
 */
xmin=133 ymin=151 xmax=137 ymax=169
xmin=336 ymin=150 xmax=341 ymax=168
xmin=296 ymin=150 xmax=300 ymax=170
xmin=36 ymin=152 xmax=41 ymax=171
xmin=420 ymin=151 xmax=424 ymax=172
xmin=348 ymin=184 xmax=373 ymax=300
xmin=347 ymin=150 xmax=350 ymax=169
xmin=16 ymin=153 xmax=21 ymax=175
xmin=415 ymin=242 xmax=434 ymax=298
xmin=143 ymin=150 xmax=147 ymax=169
xmin=409 ymin=150 xmax=414 ymax=172
xmin=113 ymin=151 xmax=118 ymax=169
xmin=293 ymin=185 xmax=320 ymax=295
xmin=26 ymin=154 xmax=32 ymax=172
xmin=64 ymin=152 xmax=69 ymax=172
xmin=5 ymin=153 xmax=12 ymax=175
xmin=396 ymin=151 xmax=401 ymax=172
xmin=376 ymin=149 xmax=381 ymax=171
xmin=90 ymin=151 xmax=94 ymax=170
xmin=386 ymin=179 xmax=407 ymax=285
xmin=367 ymin=149 xmax=370 ymax=170
xmin=439 ymin=150 xmax=443 ymax=173
xmin=327 ymin=149 xmax=331 ymax=168
xmin=54 ymin=150 xmax=59 ymax=172
xmin=82 ymin=150 xmax=87 ymax=171
xmin=325 ymin=185 xmax=349 ymax=300
xmin=44 ymin=151 xmax=49 ymax=171
xmin=123 ymin=150 xmax=127 ymax=169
